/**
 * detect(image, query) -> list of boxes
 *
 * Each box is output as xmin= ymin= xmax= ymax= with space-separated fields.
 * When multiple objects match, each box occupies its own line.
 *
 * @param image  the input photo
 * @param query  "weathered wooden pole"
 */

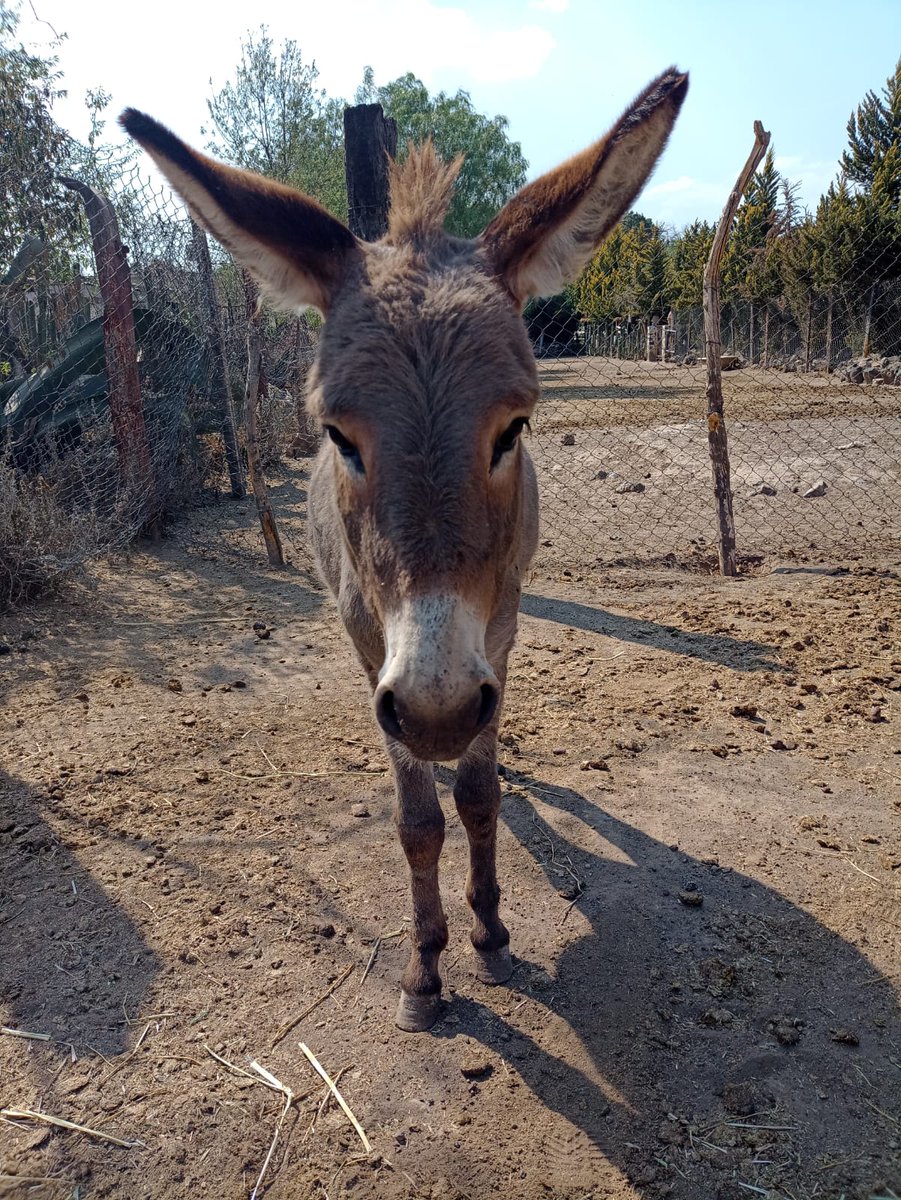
xmin=59 ymin=177 xmax=158 ymax=532
xmin=242 ymin=272 xmax=284 ymax=567
xmin=343 ymin=103 xmax=398 ymax=240
xmin=703 ymin=119 xmax=770 ymax=578
xmin=191 ymin=223 xmax=246 ymax=498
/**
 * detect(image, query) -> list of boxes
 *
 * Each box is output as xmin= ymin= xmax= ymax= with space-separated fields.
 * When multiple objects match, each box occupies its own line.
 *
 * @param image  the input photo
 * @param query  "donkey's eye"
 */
xmin=490 ymin=417 xmax=529 ymax=471
xmin=326 ymin=425 xmax=364 ymax=473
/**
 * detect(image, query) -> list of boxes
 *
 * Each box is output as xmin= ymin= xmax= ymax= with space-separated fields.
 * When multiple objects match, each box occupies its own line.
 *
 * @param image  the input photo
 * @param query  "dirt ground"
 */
xmin=531 ymin=359 xmax=901 ymax=564
xmin=1 ymin=462 xmax=900 ymax=1200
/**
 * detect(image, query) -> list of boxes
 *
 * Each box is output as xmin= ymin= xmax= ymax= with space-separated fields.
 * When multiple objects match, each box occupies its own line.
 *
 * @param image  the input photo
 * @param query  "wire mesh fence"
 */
xmin=530 ymin=296 xmax=901 ymax=570
xmin=2 ymin=133 xmax=900 ymax=607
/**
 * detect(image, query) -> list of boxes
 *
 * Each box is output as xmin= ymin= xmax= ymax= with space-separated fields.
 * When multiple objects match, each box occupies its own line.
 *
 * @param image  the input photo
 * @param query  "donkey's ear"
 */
xmin=119 ymin=109 xmax=359 ymax=314
xmin=480 ymin=69 xmax=688 ymax=307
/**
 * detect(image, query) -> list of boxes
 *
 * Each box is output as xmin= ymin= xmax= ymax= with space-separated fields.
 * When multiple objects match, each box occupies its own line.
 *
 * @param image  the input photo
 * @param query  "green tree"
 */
xmin=573 ymin=213 xmax=670 ymax=320
xmin=365 ymin=70 xmax=528 ymax=237
xmin=205 ymin=28 xmax=347 ymax=219
xmin=666 ymin=219 xmax=714 ymax=308
xmin=0 ymin=3 xmax=78 ymax=277
xmin=841 ymin=55 xmax=901 ymax=204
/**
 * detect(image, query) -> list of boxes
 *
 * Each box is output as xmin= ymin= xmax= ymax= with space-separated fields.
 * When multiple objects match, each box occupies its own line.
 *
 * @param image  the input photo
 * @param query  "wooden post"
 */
xmin=703 ymin=120 xmax=771 ymax=578
xmin=191 ymin=223 xmax=246 ymax=498
xmin=804 ymin=295 xmax=814 ymax=373
xmin=242 ymin=273 xmax=284 ymax=567
xmin=762 ymin=305 xmax=770 ymax=368
xmin=59 ymin=177 xmax=158 ymax=531
xmin=825 ymin=287 xmax=834 ymax=373
xmin=343 ymin=103 xmax=398 ymax=240
xmin=863 ymin=282 xmax=876 ymax=356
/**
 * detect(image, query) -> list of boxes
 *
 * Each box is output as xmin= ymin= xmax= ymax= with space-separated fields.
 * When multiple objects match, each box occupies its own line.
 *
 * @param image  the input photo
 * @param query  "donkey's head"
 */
xmin=122 ymin=70 xmax=686 ymax=760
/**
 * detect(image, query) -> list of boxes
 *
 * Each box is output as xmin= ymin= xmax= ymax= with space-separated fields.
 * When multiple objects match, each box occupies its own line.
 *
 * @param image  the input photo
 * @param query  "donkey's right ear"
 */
xmin=120 ymin=109 xmax=359 ymax=314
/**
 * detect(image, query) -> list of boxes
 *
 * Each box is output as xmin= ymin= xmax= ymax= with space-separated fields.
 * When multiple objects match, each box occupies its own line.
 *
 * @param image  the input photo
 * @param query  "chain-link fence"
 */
xmin=529 ymin=285 xmax=901 ymax=570
xmin=2 ymin=133 xmax=900 ymax=606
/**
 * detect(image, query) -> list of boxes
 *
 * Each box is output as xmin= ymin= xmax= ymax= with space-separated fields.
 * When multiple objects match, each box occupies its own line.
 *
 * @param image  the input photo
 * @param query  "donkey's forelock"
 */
xmin=386 ymin=142 xmax=464 ymax=246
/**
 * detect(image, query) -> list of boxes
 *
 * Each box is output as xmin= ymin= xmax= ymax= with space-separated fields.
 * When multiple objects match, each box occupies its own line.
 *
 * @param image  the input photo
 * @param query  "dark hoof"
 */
xmin=472 ymin=945 xmax=513 ymax=985
xmin=395 ymin=990 xmax=441 ymax=1032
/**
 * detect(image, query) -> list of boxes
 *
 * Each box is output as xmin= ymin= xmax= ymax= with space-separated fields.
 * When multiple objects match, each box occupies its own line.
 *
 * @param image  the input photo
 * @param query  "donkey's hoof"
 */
xmin=472 ymin=945 xmax=513 ymax=985
xmin=395 ymin=990 xmax=441 ymax=1032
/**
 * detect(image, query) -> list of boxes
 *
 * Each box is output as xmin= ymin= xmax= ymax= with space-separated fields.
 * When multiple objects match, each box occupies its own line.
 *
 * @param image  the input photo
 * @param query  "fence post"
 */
xmin=190 ymin=223 xmax=246 ymax=499
xmin=59 ymin=176 xmax=158 ymax=533
xmin=242 ymin=272 xmax=285 ymax=567
xmin=703 ymin=120 xmax=771 ymax=577
xmin=343 ymin=104 xmax=398 ymax=240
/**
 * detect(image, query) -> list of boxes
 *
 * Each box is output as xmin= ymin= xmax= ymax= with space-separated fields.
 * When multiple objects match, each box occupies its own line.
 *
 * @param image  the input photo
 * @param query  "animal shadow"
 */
xmin=442 ymin=771 xmax=901 ymax=1199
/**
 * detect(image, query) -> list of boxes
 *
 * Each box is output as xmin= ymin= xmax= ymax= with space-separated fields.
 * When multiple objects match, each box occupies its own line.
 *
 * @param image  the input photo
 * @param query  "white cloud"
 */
xmin=278 ymin=0 xmax=557 ymax=94
xmin=645 ymin=174 xmax=696 ymax=195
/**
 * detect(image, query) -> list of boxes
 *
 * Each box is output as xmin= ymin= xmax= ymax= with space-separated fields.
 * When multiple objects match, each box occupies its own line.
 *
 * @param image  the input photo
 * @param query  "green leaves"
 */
xmin=205 ymin=29 xmax=348 ymax=221
xmin=372 ymin=71 xmax=528 ymax=238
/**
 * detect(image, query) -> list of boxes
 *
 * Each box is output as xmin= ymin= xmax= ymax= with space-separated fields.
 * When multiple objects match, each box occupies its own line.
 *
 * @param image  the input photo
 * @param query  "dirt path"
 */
xmin=1 ymin=478 xmax=899 ymax=1200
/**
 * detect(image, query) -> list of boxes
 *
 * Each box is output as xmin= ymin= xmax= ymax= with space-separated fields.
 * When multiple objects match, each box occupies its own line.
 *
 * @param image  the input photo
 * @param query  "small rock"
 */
xmin=730 ymin=703 xmax=759 ymax=719
xmin=181 ymin=715 xmax=196 ymax=727
xmin=195 ymin=770 xmax=209 ymax=783
xmin=560 ymin=432 xmax=576 ymax=446
xmin=167 ymin=678 xmax=183 ymax=692
xmin=769 ymin=737 xmax=796 ymax=751
xmin=580 ymin=759 xmax=610 ymax=771
xmin=615 ymin=481 xmax=645 ymax=494
xmin=232 ymin=680 xmax=247 ymax=689
xmin=351 ymin=803 xmax=370 ymax=818
xmin=460 ymin=1056 xmax=492 ymax=1079
xmin=830 ymin=1028 xmax=859 ymax=1046
xmin=699 ymin=1007 xmax=735 ymax=1028
xmin=769 ymin=1016 xmax=802 ymax=1046
xmin=803 ymin=479 xmax=827 ymax=498
xmin=594 ymin=469 xmax=609 ymax=480
xmin=0 ymin=642 xmax=11 ymax=656
xmin=678 ymin=888 xmax=703 ymax=907
xmin=315 ymin=923 xmax=335 ymax=939
xmin=558 ymin=882 xmax=581 ymax=901
xmin=753 ymin=484 xmax=777 ymax=496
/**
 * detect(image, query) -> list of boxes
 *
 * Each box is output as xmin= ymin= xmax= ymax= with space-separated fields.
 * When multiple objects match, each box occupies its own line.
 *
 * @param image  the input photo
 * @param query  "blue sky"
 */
xmin=17 ymin=0 xmax=901 ymax=229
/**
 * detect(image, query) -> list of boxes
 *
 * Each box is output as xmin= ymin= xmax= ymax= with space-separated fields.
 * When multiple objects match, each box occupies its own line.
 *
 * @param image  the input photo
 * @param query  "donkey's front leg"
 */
xmin=389 ymin=744 xmax=448 ymax=1032
xmin=454 ymin=729 xmax=513 ymax=985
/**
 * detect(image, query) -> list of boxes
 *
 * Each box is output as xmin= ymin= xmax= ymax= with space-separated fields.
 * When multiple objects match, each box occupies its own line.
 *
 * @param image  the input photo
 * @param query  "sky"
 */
xmin=15 ymin=0 xmax=901 ymax=230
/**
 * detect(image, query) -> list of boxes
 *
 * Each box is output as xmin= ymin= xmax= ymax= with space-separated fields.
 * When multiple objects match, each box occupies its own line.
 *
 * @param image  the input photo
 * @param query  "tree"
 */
xmin=573 ymin=213 xmax=671 ymax=320
xmin=666 ymin=220 xmax=714 ymax=309
xmin=0 ymin=3 xmax=77 ymax=278
xmin=205 ymin=28 xmax=347 ymax=219
xmin=841 ymin=55 xmax=901 ymax=205
xmin=363 ymin=70 xmax=527 ymax=237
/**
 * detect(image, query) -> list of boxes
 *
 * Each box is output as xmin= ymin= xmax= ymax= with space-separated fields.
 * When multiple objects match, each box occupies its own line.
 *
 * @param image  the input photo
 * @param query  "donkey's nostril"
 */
xmin=376 ymin=688 xmax=404 ymax=740
xmin=477 ymin=681 xmax=500 ymax=730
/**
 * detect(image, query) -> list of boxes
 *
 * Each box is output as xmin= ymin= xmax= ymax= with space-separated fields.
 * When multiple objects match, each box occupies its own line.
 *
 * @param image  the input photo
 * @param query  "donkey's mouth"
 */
xmin=375 ymin=681 xmax=499 ymax=761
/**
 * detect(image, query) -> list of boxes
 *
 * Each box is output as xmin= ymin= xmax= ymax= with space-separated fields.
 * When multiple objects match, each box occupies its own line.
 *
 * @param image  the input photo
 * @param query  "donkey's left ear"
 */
xmin=120 ymin=109 xmax=359 ymax=314
xmin=480 ymin=69 xmax=688 ymax=308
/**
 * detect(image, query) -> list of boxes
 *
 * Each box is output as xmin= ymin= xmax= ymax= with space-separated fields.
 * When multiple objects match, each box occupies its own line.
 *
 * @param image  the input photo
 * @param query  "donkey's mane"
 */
xmin=387 ymin=141 xmax=463 ymax=244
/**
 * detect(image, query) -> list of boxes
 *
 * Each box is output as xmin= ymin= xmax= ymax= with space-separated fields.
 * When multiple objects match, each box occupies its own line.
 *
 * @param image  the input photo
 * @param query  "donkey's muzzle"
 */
xmin=375 ymin=677 xmax=500 ymax=761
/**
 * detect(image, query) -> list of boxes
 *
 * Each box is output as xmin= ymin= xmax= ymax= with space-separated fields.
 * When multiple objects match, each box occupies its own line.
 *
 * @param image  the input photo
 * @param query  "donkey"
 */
xmin=121 ymin=68 xmax=687 ymax=1031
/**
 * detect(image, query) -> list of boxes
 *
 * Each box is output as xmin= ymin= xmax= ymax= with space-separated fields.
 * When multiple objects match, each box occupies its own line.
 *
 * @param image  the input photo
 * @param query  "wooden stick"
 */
xmin=0 ymin=1108 xmax=144 ymax=1149
xmin=1 ymin=1027 xmax=50 ymax=1041
xmin=703 ymin=120 xmax=770 ymax=577
xmin=271 ymin=965 xmax=354 ymax=1047
xmin=298 ymin=1043 xmax=372 ymax=1153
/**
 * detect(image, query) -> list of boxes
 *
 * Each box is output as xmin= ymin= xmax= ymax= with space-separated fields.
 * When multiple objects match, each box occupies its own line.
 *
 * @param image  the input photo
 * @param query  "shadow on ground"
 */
xmin=521 ymin=591 xmax=783 ymax=672
xmin=437 ymin=770 xmax=900 ymax=1198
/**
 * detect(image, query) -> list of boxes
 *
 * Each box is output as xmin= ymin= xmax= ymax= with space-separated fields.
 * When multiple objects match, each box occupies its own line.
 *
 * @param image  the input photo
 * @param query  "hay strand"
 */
xmin=298 ymin=1043 xmax=371 ymax=1153
xmin=0 ymin=1108 xmax=144 ymax=1148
